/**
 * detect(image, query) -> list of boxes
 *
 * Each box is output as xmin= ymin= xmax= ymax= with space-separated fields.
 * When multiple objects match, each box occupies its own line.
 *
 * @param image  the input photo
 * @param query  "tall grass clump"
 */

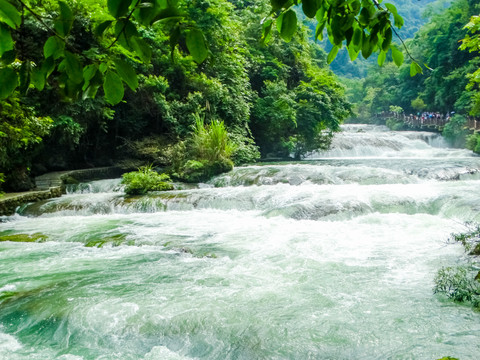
xmin=172 ymin=114 xmax=236 ymax=182
xmin=191 ymin=115 xmax=236 ymax=162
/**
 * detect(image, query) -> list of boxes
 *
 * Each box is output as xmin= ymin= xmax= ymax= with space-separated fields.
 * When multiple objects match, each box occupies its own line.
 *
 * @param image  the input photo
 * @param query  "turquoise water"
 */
xmin=1 ymin=125 xmax=479 ymax=359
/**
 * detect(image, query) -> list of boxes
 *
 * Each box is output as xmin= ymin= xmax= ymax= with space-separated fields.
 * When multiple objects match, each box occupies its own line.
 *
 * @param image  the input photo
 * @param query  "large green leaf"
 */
xmin=186 ymin=29 xmax=207 ymax=64
xmin=44 ymin=36 xmax=65 ymax=59
xmin=130 ymin=36 xmax=152 ymax=63
xmin=54 ymin=1 xmax=74 ymax=37
xmin=377 ymin=50 xmax=386 ymax=66
xmin=302 ymin=0 xmax=321 ymax=19
xmin=31 ymin=67 xmax=46 ymax=91
xmin=347 ymin=45 xmax=359 ymax=61
xmin=391 ymin=46 xmax=404 ymax=66
xmin=261 ymin=19 xmax=273 ymax=43
xmin=327 ymin=46 xmax=339 ymax=64
xmin=277 ymin=10 xmax=297 ymax=43
xmin=19 ymin=60 xmax=31 ymax=94
xmin=1 ymin=49 xmax=15 ymax=65
xmin=271 ymin=0 xmax=290 ymax=11
xmin=103 ymin=70 xmax=124 ymax=105
xmin=0 ymin=0 xmax=21 ymax=29
xmin=60 ymin=51 xmax=83 ymax=84
xmin=361 ymin=34 xmax=373 ymax=59
xmin=382 ymin=27 xmax=392 ymax=52
xmin=95 ymin=20 xmax=113 ymax=37
xmin=0 ymin=67 xmax=18 ymax=99
xmin=0 ymin=23 xmax=13 ymax=57
xmin=108 ymin=0 xmax=133 ymax=18
xmin=352 ymin=27 xmax=363 ymax=51
xmin=114 ymin=58 xmax=138 ymax=91
xmin=315 ymin=20 xmax=325 ymax=41
xmin=41 ymin=57 xmax=55 ymax=78
xmin=410 ymin=62 xmax=423 ymax=76
xmin=82 ymin=64 xmax=98 ymax=91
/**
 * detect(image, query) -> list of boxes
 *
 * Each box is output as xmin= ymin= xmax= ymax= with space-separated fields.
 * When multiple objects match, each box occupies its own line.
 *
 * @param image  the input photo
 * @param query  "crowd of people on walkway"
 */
xmin=376 ymin=110 xmax=480 ymax=130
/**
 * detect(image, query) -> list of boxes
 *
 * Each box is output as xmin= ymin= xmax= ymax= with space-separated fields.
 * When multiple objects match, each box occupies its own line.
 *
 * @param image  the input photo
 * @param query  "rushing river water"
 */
xmin=1 ymin=124 xmax=480 ymax=359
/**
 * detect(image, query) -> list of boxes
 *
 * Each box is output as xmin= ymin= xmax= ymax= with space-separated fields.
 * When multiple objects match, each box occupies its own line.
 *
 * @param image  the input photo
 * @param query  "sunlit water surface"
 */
xmin=1 ymin=125 xmax=479 ymax=359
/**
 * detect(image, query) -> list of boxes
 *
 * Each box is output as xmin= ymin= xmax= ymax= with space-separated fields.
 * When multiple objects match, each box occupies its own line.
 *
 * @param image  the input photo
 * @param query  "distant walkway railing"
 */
xmin=376 ymin=111 xmax=480 ymax=131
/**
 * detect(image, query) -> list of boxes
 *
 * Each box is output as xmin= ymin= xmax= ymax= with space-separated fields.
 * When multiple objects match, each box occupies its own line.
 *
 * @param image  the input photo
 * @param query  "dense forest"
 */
xmin=348 ymin=0 xmax=480 ymax=149
xmin=1 ymin=0 xmax=479 ymax=192
xmin=0 ymin=0 xmax=357 ymax=192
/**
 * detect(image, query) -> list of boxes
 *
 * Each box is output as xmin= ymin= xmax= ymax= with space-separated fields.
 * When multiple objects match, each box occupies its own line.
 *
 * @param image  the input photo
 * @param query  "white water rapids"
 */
xmin=1 ymin=125 xmax=479 ymax=359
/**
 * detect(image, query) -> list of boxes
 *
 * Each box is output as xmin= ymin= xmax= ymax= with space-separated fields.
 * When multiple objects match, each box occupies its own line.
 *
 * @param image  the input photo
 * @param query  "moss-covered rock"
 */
xmin=85 ymin=234 xmax=129 ymax=248
xmin=0 ymin=233 xmax=47 ymax=243
xmin=176 ymin=158 xmax=233 ymax=183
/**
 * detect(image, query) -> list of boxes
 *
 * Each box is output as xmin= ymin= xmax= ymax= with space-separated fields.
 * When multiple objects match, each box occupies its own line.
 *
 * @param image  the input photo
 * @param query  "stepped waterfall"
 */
xmin=1 ymin=125 xmax=479 ymax=359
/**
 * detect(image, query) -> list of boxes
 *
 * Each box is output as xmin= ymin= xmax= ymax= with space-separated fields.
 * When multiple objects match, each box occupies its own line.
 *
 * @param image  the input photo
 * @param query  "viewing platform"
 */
xmin=378 ymin=112 xmax=480 ymax=132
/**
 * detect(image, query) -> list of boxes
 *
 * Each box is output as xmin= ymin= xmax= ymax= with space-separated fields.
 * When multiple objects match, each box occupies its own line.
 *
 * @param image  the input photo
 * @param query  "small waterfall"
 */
xmin=307 ymin=125 xmax=475 ymax=159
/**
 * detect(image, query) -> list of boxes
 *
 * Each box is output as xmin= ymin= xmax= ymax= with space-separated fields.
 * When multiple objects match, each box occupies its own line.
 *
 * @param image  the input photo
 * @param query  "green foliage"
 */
xmin=460 ymin=14 xmax=480 ymax=115
xmin=434 ymin=266 xmax=480 ymax=308
xmin=172 ymin=114 xmax=235 ymax=182
xmin=229 ymin=132 xmax=261 ymax=165
xmin=466 ymin=132 xmax=480 ymax=153
xmin=186 ymin=28 xmax=208 ymax=63
xmin=0 ymin=94 xmax=52 ymax=171
xmin=191 ymin=114 xmax=236 ymax=163
xmin=0 ymin=172 xmax=4 ymax=196
xmin=411 ymin=97 xmax=427 ymax=112
xmin=0 ymin=0 xmax=416 ymax=103
xmin=442 ymin=114 xmax=468 ymax=147
xmin=450 ymin=223 xmax=480 ymax=255
xmin=121 ymin=165 xmax=173 ymax=195
xmin=51 ymin=115 xmax=85 ymax=150
xmin=0 ymin=0 xmax=353 ymax=186
xmin=350 ymin=0 xmax=479 ymax=121
xmin=386 ymin=117 xmax=407 ymax=131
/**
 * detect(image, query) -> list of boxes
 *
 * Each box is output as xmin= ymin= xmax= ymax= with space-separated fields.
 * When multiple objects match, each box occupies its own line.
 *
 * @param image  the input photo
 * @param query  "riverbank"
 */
xmin=0 ymin=167 xmax=124 ymax=216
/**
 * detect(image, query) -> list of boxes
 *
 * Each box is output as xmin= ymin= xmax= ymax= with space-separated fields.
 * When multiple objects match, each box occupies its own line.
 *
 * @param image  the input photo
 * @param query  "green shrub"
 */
xmin=170 ymin=114 xmax=236 ymax=182
xmin=450 ymin=224 xmax=480 ymax=254
xmin=433 ymin=266 xmax=480 ymax=308
xmin=229 ymin=132 xmax=260 ymax=165
xmin=191 ymin=115 xmax=236 ymax=162
xmin=121 ymin=166 xmax=173 ymax=195
xmin=385 ymin=118 xmax=406 ymax=131
xmin=442 ymin=115 xmax=468 ymax=147
xmin=466 ymin=133 xmax=480 ymax=154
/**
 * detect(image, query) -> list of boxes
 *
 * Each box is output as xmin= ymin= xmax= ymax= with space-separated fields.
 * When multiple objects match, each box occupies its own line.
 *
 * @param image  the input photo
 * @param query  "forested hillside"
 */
xmin=325 ymin=0 xmax=444 ymax=78
xmin=349 ymin=0 xmax=480 ymax=149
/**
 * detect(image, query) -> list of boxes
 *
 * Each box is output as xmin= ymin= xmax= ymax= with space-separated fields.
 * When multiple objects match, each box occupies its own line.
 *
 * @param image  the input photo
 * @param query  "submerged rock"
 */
xmin=0 ymin=233 xmax=47 ymax=243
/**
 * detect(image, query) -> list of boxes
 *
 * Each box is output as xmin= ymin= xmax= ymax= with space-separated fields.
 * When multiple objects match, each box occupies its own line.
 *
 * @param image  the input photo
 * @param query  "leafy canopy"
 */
xmin=0 ymin=0 xmax=412 ymax=105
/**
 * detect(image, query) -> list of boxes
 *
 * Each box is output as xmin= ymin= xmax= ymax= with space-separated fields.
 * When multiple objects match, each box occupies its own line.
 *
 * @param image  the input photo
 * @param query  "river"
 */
xmin=0 ymin=124 xmax=479 ymax=359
